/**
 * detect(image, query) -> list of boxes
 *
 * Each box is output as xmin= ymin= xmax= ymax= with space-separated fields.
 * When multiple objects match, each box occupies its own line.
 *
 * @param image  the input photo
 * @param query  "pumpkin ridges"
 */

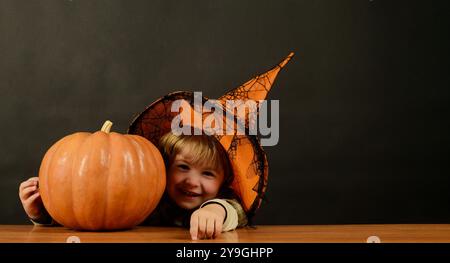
xmin=116 ymin=132 xmax=142 ymax=228
xmin=101 ymin=131 xmax=112 ymax=229
xmin=67 ymin=133 xmax=92 ymax=228
xmin=70 ymin=132 xmax=90 ymax=229
xmin=71 ymin=131 xmax=108 ymax=230
xmin=68 ymin=133 xmax=92 ymax=229
xmin=43 ymin=132 xmax=91 ymax=228
xmin=129 ymin=135 xmax=166 ymax=225
xmin=126 ymin=134 xmax=164 ymax=227
xmin=103 ymin=132 xmax=129 ymax=229
xmin=148 ymin=134 xmax=166 ymax=217
xmin=92 ymin=131 xmax=113 ymax=230
xmin=105 ymin=132 xmax=152 ymax=229
xmin=122 ymin=135 xmax=149 ymax=227
xmin=134 ymin=135 xmax=158 ymax=226
xmin=140 ymin=135 xmax=163 ymax=224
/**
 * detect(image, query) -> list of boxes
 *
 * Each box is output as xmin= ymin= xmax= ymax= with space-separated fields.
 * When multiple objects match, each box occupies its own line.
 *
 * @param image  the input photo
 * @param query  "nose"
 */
xmin=183 ymin=172 xmax=201 ymax=189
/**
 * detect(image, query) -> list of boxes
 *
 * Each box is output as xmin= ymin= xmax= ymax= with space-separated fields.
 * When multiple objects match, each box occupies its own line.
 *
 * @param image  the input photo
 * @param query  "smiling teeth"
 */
xmin=182 ymin=190 xmax=199 ymax=196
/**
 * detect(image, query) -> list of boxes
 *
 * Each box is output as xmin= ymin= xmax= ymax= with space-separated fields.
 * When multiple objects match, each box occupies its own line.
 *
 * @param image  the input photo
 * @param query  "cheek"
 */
xmin=202 ymin=179 xmax=222 ymax=196
xmin=167 ymin=171 xmax=183 ymax=189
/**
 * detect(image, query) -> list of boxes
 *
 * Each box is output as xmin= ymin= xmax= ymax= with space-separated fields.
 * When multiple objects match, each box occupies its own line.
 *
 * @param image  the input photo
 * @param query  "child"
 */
xmin=20 ymin=53 xmax=293 ymax=239
xmin=19 ymin=132 xmax=247 ymax=240
xmin=143 ymin=132 xmax=247 ymax=239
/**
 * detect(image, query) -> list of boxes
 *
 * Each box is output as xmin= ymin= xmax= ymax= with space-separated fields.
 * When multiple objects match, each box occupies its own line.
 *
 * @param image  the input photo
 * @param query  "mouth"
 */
xmin=179 ymin=188 xmax=201 ymax=198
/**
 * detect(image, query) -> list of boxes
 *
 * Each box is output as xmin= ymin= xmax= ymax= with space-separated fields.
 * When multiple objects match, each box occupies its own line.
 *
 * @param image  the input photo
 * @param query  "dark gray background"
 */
xmin=1 ymin=0 xmax=449 ymax=225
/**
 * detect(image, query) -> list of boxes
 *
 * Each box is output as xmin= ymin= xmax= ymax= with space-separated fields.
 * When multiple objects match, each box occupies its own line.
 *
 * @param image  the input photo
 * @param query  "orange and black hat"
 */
xmin=128 ymin=52 xmax=294 ymax=218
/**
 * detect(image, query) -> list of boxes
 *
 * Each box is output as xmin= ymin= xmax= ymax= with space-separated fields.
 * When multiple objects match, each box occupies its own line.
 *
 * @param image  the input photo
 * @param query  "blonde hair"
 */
xmin=158 ymin=132 xmax=234 ymax=191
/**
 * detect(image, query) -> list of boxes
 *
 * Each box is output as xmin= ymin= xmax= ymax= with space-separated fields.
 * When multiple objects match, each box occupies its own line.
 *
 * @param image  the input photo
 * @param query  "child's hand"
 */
xmin=19 ymin=177 xmax=45 ymax=220
xmin=190 ymin=204 xmax=226 ymax=240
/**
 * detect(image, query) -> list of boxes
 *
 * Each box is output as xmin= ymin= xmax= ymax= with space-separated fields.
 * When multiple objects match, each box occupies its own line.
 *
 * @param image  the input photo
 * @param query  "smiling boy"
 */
xmin=146 ymin=132 xmax=248 ymax=240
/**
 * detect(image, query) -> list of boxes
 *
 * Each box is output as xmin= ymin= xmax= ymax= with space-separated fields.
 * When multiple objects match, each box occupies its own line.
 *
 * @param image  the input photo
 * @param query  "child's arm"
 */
xmin=189 ymin=199 xmax=248 ymax=240
xmin=19 ymin=177 xmax=55 ymax=226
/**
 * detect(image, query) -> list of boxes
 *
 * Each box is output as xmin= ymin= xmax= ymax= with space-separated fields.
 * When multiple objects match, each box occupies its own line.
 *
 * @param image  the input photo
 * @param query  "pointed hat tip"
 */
xmin=278 ymin=52 xmax=295 ymax=68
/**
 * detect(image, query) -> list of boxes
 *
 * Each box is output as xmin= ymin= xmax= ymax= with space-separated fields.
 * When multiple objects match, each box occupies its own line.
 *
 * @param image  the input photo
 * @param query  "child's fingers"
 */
xmin=30 ymin=178 xmax=39 ymax=187
xmin=20 ymin=185 xmax=38 ymax=201
xmin=23 ymin=191 xmax=41 ymax=208
xmin=206 ymin=218 xmax=215 ymax=239
xmin=190 ymin=214 xmax=199 ymax=240
xmin=23 ymin=192 xmax=43 ymax=219
xmin=19 ymin=180 xmax=37 ymax=193
xmin=27 ymin=191 xmax=41 ymax=204
xmin=198 ymin=216 xmax=207 ymax=240
xmin=214 ymin=219 xmax=222 ymax=238
xmin=28 ymin=177 xmax=39 ymax=182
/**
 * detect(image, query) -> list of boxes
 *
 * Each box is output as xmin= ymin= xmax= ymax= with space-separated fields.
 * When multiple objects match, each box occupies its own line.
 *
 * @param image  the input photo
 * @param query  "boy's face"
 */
xmin=167 ymin=149 xmax=225 ymax=210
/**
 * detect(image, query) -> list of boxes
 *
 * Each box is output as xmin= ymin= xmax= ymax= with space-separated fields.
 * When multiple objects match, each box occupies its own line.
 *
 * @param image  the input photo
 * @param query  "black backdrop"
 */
xmin=1 ymin=0 xmax=449 ymax=225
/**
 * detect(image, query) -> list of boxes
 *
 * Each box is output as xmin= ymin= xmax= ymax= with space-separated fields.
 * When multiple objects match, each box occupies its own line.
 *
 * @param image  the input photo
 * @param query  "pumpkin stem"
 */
xmin=101 ymin=120 xmax=113 ymax=133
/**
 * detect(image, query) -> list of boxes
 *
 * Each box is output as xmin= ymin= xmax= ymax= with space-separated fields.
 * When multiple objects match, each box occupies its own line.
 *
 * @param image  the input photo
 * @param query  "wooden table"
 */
xmin=1 ymin=224 xmax=450 ymax=243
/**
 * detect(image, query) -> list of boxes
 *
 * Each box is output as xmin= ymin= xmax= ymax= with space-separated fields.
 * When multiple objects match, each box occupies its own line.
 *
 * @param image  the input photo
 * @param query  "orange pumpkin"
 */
xmin=39 ymin=120 xmax=166 ymax=231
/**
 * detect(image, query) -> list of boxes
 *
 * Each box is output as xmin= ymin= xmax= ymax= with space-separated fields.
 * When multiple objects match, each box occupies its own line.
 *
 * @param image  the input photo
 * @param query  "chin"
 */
xmin=177 ymin=202 xmax=200 ymax=210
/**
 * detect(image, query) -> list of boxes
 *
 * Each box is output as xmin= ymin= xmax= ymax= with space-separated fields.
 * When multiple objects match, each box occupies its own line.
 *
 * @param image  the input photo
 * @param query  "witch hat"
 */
xmin=128 ymin=52 xmax=294 ymax=219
